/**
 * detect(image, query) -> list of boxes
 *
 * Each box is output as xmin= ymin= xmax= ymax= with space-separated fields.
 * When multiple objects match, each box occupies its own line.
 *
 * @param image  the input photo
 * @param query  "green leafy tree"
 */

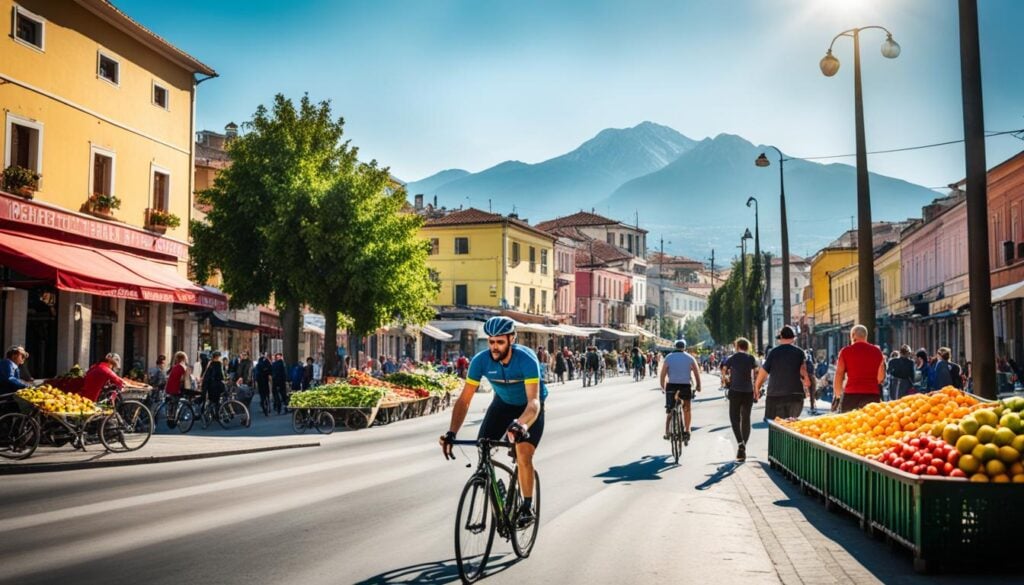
xmin=703 ymin=259 xmax=747 ymax=345
xmin=681 ymin=316 xmax=712 ymax=347
xmin=302 ymin=163 xmax=438 ymax=373
xmin=192 ymin=94 xmax=353 ymax=364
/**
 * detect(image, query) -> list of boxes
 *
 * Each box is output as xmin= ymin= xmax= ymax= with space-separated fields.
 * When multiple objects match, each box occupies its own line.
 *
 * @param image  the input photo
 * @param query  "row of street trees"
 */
xmin=703 ymin=257 xmax=762 ymax=348
xmin=191 ymin=94 xmax=438 ymax=372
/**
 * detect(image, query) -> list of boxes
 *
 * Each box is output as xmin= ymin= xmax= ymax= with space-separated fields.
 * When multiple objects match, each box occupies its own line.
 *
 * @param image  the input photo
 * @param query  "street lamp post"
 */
xmin=820 ymin=26 xmax=901 ymax=342
xmin=741 ymin=228 xmax=753 ymax=340
xmin=755 ymin=148 xmax=791 ymax=329
xmin=747 ymin=196 xmax=763 ymax=352
xmin=659 ymin=236 xmax=671 ymax=339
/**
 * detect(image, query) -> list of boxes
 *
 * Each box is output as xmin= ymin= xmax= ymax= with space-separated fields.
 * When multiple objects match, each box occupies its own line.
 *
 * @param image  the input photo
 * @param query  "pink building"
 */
xmin=575 ymin=246 xmax=631 ymax=326
xmin=553 ymin=238 xmax=577 ymax=323
xmin=898 ymin=193 xmax=968 ymax=358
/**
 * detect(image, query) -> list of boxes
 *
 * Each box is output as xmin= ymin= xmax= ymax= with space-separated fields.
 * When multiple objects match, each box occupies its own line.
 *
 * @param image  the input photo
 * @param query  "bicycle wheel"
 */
xmin=315 ymin=411 xmax=335 ymax=434
xmin=200 ymin=403 xmax=214 ymax=430
xmin=292 ymin=409 xmax=310 ymax=433
xmin=509 ymin=467 xmax=541 ymax=558
xmin=454 ymin=476 xmax=496 ymax=583
xmin=670 ymin=408 xmax=682 ymax=464
xmin=218 ymin=400 xmax=251 ymax=430
xmin=0 ymin=413 xmax=40 ymax=460
xmin=153 ymin=400 xmax=167 ymax=427
xmin=176 ymin=402 xmax=195 ymax=434
xmin=99 ymin=400 xmax=153 ymax=452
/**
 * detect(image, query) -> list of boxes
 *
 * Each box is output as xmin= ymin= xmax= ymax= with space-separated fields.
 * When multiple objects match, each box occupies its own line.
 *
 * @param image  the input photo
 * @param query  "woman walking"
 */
xmin=721 ymin=337 xmax=758 ymax=461
xmin=554 ymin=350 xmax=567 ymax=384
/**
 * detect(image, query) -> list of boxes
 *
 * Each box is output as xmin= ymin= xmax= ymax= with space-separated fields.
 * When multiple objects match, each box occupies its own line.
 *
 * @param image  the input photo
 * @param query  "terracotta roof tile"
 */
xmin=423 ymin=208 xmax=555 ymax=240
xmin=536 ymin=211 xmax=620 ymax=231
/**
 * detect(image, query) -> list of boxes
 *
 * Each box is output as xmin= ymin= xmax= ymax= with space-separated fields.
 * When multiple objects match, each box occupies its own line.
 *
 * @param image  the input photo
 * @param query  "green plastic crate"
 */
xmin=768 ymin=421 xmax=1024 ymax=573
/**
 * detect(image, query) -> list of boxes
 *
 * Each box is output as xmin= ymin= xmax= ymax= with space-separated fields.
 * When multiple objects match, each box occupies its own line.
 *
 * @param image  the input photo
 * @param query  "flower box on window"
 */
xmin=2 ymin=165 xmax=40 ymax=199
xmin=145 ymin=208 xmax=180 ymax=233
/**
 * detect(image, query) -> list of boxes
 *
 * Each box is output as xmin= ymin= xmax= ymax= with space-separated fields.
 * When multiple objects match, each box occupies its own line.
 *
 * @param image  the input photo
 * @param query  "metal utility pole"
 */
xmin=741 ymin=229 xmax=752 ymax=340
xmin=710 ymin=249 xmax=716 ymax=290
xmin=756 ymin=148 xmax=792 ymax=327
xmin=763 ymin=251 xmax=773 ymax=339
xmin=959 ymin=0 xmax=995 ymax=398
xmin=747 ymin=197 xmax=762 ymax=351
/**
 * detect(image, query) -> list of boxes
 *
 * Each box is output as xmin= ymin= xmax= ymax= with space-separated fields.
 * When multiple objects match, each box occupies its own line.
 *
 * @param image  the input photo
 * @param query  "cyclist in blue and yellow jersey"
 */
xmin=660 ymin=339 xmax=702 ymax=444
xmin=440 ymin=316 xmax=548 ymax=528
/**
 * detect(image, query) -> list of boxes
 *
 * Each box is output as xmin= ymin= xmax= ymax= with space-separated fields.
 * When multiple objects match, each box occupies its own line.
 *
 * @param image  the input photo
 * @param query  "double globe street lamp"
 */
xmin=746 ymin=196 xmax=763 ymax=352
xmin=820 ymin=26 xmax=901 ymax=341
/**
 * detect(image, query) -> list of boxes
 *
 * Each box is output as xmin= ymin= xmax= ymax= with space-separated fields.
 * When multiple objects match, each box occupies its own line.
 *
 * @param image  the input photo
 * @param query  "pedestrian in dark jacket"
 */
xmin=254 ymin=353 xmax=273 ymax=416
xmin=202 ymin=351 xmax=226 ymax=408
xmin=302 ymin=357 xmax=314 ymax=390
xmin=554 ymin=351 xmax=567 ymax=384
xmin=271 ymin=353 xmax=288 ymax=414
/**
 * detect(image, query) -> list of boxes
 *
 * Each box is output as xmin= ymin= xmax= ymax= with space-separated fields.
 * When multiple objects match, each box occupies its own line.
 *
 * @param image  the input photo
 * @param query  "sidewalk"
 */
xmin=1 ymin=410 xmax=321 ymax=474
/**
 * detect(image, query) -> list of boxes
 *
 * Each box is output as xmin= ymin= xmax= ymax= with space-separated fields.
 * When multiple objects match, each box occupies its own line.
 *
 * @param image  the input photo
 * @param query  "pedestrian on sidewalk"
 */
xmin=271 ymin=352 xmax=288 ymax=414
xmin=202 ymin=351 xmax=226 ymax=409
xmin=236 ymin=351 xmax=253 ymax=387
xmin=721 ymin=337 xmax=757 ymax=461
xmin=165 ymin=351 xmax=190 ymax=398
xmin=302 ymin=357 xmax=314 ymax=390
xmin=804 ymin=350 xmax=818 ymax=414
xmin=254 ymin=352 xmax=272 ymax=416
xmin=754 ymin=325 xmax=811 ymax=421
xmin=833 ymin=325 xmax=885 ymax=413
xmin=929 ymin=347 xmax=963 ymax=390
xmin=147 ymin=355 xmax=168 ymax=391
xmin=1 ymin=346 xmax=31 ymax=397
xmin=554 ymin=350 xmax=566 ymax=384
xmin=886 ymin=345 xmax=915 ymax=401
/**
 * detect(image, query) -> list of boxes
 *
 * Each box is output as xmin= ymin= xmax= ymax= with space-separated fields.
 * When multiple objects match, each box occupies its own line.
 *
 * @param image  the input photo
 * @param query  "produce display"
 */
xmin=348 ymin=370 xmax=429 ymax=400
xmin=16 ymin=385 xmax=107 ymax=416
xmin=783 ymin=388 xmax=1024 ymax=482
xmin=385 ymin=372 xmax=444 ymax=394
xmin=289 ymin=384 xmax=385 ymax=409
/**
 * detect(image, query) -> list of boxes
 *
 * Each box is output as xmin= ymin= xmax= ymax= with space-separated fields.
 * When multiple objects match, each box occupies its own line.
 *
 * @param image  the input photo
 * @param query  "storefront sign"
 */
xmin=0 ymin=193 xmax=187 ymax=259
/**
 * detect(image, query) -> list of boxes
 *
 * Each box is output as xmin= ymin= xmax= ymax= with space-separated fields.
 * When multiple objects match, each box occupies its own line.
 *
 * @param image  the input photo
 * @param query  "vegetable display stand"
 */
xmin=286 ymin=405 xmax=381 ymax=431
xmin=768 ymin=420 xmax=1024 ymax=573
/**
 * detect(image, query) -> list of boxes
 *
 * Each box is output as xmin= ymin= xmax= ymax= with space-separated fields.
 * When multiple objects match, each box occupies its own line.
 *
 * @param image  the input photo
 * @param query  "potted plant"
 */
xmin=87 ymin=192 xmax=122 ymax=216
xmin=145 ymin=208 xmax=181 ymax=234
xmin=2 ymin=165 xmax=41 ymax=199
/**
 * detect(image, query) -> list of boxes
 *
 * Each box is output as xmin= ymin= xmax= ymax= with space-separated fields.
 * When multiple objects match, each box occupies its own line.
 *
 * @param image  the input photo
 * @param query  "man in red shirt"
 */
xmin=82 ymin=353 xmax=125 ymax=401
xmin=833 ymin=325 xmax=885 ymax=413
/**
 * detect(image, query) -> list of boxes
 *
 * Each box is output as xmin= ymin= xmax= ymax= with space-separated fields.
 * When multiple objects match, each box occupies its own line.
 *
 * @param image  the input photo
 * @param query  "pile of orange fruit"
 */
xmin=782 ymin=387 xmax=983 ymax=459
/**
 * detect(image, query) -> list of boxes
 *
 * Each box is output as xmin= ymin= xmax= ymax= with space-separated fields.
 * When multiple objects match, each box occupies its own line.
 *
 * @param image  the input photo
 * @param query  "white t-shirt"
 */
xmin=663 ymin=351 xmax=697 ymax=384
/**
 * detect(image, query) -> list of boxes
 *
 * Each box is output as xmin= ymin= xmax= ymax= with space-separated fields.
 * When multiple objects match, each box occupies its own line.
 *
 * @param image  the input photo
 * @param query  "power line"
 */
xmin=793 ymin=128 xmax=1024 ymax=161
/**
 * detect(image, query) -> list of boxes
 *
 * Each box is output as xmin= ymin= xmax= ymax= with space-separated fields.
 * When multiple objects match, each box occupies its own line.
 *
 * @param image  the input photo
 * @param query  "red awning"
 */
xmin=0 ymin=230 xmax=227 ymax=310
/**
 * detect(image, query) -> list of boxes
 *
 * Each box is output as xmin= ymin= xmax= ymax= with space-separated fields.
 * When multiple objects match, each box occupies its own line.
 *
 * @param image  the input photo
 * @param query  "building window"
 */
xmin=98 ymin=51 xmax=120 ymax=85
xmin=606 ymin=233 xmax=614 ymax=245
xmin=90 ymin=146 xmax=115 ymax=197
xmin=541 ymin=249 xmax=549 ymax=274
xmin=454 ymin=284 xmax=468 ymax=306
xmin=153 ymin=82 xmax=169 ymax=109
xmin=13 ymin=5 xmax=45 ymax=50
xmin=151 ymin=166 xmax=170 ymax=211
xmin=529 ymin=288 xmax=536 ymax=312
xmin=428 ymin=238 xmax=439 ymax=255
xmin=454 ymin=237 xmax=469 ymax=255
xmin=4 ymin=114 xmax=43 ymax=179
xmin=529 ymin=246 xmax=536 ymax=272
xmin=514 ymin=286 xmax=521 ymax=308
xmin=542 ymin=290 xmax=547 ymax=313
xmin=511 ymin=242 xmax=520 ymax=265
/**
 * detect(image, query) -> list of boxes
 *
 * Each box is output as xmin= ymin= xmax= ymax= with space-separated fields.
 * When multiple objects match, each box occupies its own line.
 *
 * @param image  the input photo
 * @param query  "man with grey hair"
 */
xmin=887 ymin=344 xmax=915 ymax=400
xmin=833 ymin=324 xmax=885 ymax=413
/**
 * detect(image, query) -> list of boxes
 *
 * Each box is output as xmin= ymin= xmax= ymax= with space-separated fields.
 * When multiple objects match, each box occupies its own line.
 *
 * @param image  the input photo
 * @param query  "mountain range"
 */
xmin=404 ymin=122 xmax=939 ymax=259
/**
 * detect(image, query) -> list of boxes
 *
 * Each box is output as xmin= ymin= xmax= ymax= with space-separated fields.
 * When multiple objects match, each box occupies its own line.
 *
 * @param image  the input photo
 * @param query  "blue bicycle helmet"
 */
xmin=483 ymin=316 xmax=517 ymax=337
xmin=674 ymin=339 xmax=687 ymax=349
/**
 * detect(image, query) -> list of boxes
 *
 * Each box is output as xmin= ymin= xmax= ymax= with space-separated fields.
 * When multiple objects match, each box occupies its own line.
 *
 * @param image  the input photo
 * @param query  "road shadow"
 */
xmin=707 ymin=425 xmax=731 ymax=433
xmin=695 ymin=460 xmax=741 ymax=491
xmin=594 ymin=454 xmax=676 ymax=484
xmin=692 ymin=395 xmax=724 ymax=403
xmin=353 ymin=554 xmax=518 ymax=584
xmin=755 ymin=461 xmax=1023 ymax=583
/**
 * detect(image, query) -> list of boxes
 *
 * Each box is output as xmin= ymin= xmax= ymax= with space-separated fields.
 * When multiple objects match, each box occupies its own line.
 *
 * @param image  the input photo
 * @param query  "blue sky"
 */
xmin=120 ymin=0 xmax=1024 ymax=190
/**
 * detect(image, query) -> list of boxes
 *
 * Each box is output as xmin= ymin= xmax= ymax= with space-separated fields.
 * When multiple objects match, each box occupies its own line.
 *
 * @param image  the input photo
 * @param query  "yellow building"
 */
xmin=422 ymin=208 xmax=555 ymax=315
xmin=0 ymin=0 xmax=219 ymax=377
xmin=807 ymin=247 xmax=857 ymax=330
xmin=829 ymin=263 xmax=860 ymax=329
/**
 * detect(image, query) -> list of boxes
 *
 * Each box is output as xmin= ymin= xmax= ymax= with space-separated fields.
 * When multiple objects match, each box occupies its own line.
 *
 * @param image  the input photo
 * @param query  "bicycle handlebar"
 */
xmin=449 ymin=438 xmax=515 ymax=449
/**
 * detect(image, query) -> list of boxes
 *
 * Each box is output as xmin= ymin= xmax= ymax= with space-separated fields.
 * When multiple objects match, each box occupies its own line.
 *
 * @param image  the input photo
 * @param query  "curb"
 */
xmin=0 ymin=441 xmax=321 ymax=475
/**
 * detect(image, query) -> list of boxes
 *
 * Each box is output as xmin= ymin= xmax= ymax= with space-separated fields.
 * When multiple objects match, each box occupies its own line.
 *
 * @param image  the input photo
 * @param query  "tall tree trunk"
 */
xmin=323 ymin=302 xmax=338 ymax=377
xmin=280 ymin=302 xmax=301 ymax=366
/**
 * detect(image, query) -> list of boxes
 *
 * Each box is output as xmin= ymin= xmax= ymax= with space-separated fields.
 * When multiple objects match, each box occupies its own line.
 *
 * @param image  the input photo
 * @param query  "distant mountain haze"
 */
xmin=405 ymin=122 xmax=937 ymax=260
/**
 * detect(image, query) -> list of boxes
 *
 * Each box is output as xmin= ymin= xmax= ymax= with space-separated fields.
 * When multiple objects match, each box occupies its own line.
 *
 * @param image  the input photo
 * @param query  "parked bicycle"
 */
xmin=97 ymin=386 xmax=154 ymax=452
xmin=0 ymin=392 xmax=40 ymax=460
xmin=291 ymin=408 xmax=335 ymax=434
xmin=154 ymin=391 xmax=198 ymax=433
xmin=446 ymin=437 xmax=540 ymax=583
xmin=192 ymin=385 xmax=252 ymax=430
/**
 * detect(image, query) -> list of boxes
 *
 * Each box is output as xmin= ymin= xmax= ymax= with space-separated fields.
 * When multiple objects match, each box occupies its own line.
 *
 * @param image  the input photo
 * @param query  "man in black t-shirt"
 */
xmin=887 ymin=345 xmax=916 ymax=400
xmin=754 ymin=325 xmax=811 ymax=420
xmin=721 ymin=337 xmax=758 ymax=461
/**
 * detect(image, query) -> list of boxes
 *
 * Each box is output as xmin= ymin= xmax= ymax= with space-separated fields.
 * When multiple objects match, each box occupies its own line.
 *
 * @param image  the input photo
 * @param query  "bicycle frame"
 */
xmin=452 ymin=438 xmax=518 ymax=534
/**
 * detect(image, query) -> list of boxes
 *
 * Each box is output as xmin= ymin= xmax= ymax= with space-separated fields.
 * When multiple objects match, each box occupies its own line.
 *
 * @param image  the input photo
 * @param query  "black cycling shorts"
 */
xmin=478 ymin=396 xmax=545 ymax=448
xmin=664 ymin=383 xmax=693 ymax=412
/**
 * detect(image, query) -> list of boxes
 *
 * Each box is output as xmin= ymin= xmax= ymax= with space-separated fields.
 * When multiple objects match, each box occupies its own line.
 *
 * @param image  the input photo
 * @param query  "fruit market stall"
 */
xmin=14 ymin=385 xmax=116 ymax=455
xmin=768 ymin=388 xmax=1024 ymax=573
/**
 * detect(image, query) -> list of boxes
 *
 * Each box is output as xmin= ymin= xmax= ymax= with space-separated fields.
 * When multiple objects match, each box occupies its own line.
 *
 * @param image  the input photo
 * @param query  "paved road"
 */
xmin=1 ymin=372 xmax=1013 ymax=584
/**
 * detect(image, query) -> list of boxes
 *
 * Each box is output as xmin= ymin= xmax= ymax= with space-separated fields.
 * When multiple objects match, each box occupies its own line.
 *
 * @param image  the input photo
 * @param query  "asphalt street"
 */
xmin=3 ymin=371 xmax=1002 ymax=585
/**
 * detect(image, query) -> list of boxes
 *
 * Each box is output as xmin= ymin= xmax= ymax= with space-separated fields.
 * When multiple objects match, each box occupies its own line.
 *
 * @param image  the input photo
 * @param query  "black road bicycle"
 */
xmin=668 ymin=392 xmax=687 ymax=463
xmin=447 ymin=438 xmax=540 ymax=583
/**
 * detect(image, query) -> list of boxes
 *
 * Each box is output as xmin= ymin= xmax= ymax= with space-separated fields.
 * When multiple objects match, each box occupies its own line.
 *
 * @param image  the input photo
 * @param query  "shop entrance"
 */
xmin=124 ymin=302 xmax=150 ymax=379
xmin=26 ymin=287 xmax=58 ymax=378
xmin=90 ymin=296 xmax=116 ymax=366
